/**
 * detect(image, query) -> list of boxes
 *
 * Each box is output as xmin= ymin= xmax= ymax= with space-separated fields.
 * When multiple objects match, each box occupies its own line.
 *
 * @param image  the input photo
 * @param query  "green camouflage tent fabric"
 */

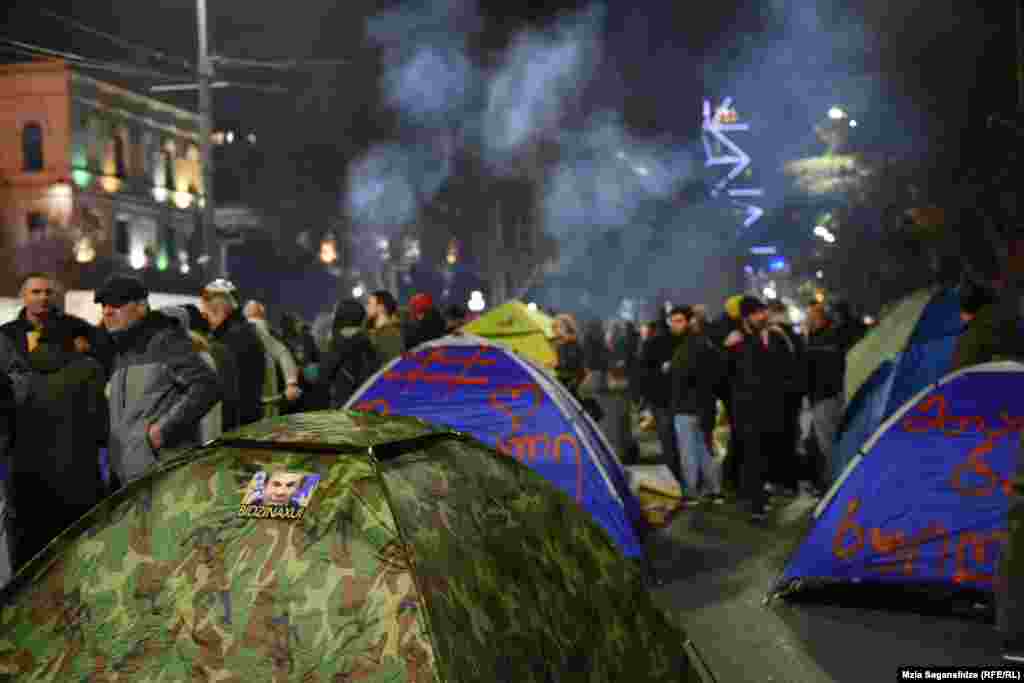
xmin=0 ymin=410 xmax=696 ymax=681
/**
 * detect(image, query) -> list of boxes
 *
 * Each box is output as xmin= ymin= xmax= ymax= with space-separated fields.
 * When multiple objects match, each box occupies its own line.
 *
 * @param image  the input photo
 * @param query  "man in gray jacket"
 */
xmin=97 ymin=275 xmax=221 ymax=487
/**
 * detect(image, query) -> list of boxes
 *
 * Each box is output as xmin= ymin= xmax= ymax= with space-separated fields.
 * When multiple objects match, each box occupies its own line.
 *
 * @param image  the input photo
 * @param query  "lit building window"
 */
xmin=22 ymin=123 xmax=43 ymax=172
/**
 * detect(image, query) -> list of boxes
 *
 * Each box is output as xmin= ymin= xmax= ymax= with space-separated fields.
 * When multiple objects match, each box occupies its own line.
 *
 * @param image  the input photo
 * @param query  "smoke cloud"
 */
xmin=481 ymin=6 xmax=603 ymax=170
xmin=347 ymin=0 xmax=892 ymax=316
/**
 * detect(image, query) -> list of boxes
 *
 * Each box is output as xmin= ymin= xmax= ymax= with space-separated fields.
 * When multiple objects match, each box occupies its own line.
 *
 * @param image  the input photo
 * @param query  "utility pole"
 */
xmin=1018 ymin=0 xmax=1023 ymax=111
xmin=196 ymin=0 xmax=218 ymax=278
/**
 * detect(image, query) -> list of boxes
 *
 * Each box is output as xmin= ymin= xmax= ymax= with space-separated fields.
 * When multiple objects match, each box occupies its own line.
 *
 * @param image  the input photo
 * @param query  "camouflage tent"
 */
xmin=0 ymin=411 xmax=697 ymax=681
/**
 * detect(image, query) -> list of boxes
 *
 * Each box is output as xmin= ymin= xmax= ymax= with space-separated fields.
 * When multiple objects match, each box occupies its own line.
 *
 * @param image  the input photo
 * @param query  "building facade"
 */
xmin=0 ymin=59 xmax=210 ymax=296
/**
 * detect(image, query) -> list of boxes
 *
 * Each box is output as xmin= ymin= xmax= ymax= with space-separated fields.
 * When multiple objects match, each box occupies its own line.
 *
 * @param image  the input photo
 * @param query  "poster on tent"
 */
xmin=781 ymin=366 xmax=1024 ymax=592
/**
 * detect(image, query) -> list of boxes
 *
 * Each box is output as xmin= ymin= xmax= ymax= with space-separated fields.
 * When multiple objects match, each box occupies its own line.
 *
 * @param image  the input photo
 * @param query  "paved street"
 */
xmin=635 ymin=425 xmax=1008 ymax=682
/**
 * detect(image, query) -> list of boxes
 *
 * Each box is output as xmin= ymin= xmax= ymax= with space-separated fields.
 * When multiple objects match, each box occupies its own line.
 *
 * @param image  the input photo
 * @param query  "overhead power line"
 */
xmin=0 ymin=38 xmax=192 ymax=81
xmin=212 ymin=55 xmax=352 ymax=70
xmin=34 ymin=6 xmax=194 ymax=71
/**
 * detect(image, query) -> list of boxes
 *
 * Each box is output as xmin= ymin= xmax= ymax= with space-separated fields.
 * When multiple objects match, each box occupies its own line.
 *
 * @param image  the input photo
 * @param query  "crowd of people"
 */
xmin=0 ymin=268 xmax=1005 ymax=574
xmin=548 ymin=294 xmax=869 ymax=522
xmin=0 ymin=272 xmax=456 ymax=573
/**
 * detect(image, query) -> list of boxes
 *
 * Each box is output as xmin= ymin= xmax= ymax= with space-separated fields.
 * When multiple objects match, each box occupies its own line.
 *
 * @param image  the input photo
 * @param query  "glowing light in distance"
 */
xmin=763 ymin=286 xmax=777 ymax=300
xmin=468 ymin=291 xmax=485 ymax=313
xmin=130 ymin=246 xmax=146 ymax=270
xmin=527 ymin=302 xmax=538 ymax=311
xmin=352 ymin=284 xmax=365 ymax=298
xmin=813 ymin=225 xmax=828 ymax=237
xmin=816 ymin=270 xmax=824 ymax=279
xmin=849 ymin=120 xmax=857 ymax=128
xmin=828 ymin=107 xmax=846 ymax=120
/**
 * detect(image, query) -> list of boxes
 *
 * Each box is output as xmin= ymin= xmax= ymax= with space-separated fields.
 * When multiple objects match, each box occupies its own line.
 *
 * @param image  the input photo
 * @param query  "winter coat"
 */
xmin=670 ymin=331 xmax=719 ymax=424
xmin=319 ymin=328 xmax=381 ymax=408
xmin=554 ymin=338 xmax=585 ymax=392
xmin=404 ymin=308 xmax=447 ymax=350
xmin=728 ymin=326 xmax=796 ymax=429
xmin=368 ymin=321 xmax=405 ymax=363
xmin=952 ymin=303 xmax=998 ymax=371
xmin=210 ymin=310 xmax=266 ymax=427
xmin=107 ymin=311 xmax=221 ymax=484
xmin=249 ymin=319 xmax=299 ymax=419
xmin=806 ymin=323 xmax=848 ymax=403
xmin=641 ymin=332 xmax=681 ymax=409
xmin=0 ymin=308 xmax=113 ymax=378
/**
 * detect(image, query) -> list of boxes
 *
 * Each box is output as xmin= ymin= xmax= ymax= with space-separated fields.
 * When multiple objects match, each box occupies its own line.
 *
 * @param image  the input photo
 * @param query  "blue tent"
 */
xmin=346 ymin=334 xmax=647 ymax=559
xmin=774 ymin=362 xmax=1024 ymax=598
xmin=832 ymin=288 xmax=963 ymax=479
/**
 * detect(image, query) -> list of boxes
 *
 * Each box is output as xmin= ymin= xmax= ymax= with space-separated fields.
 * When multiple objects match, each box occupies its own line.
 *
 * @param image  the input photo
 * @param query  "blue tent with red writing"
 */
xmin=832 ymin=287 xmax=963 ymax=480
xmin=345 ymin=334 xmax=647 ymax=559
xmin=771 ymin=361 xmax=1024 ymax=601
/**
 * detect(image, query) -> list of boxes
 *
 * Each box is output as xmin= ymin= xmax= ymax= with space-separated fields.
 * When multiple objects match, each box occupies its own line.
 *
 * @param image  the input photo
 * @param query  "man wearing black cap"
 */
xmin=724 ymin=295 xmax=794 ymax=521
xmin=97 ymin=274 xmax=221 ymax=487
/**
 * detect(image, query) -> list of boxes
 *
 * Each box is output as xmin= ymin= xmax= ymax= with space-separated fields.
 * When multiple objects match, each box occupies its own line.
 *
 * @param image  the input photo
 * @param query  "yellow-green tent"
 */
xmin=461 ymin=300 xmax=557 ymax=368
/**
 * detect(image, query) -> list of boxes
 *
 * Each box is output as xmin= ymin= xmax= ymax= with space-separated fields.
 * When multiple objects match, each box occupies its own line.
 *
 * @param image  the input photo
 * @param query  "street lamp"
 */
xmin=828 ymin=107 xmax=846 ymax=120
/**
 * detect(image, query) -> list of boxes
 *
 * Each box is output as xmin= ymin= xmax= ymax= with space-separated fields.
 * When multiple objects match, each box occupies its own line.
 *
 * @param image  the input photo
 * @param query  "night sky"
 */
xmin=3 ymin=1 xmax=1012 ymax=164
xmin=1 ymin=0 xmax=1018 ymax=313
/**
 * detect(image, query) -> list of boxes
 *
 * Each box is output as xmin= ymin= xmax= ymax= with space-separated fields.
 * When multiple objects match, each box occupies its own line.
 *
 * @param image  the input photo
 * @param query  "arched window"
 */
xmin=22 ymin=123 xmax=43 ymax=172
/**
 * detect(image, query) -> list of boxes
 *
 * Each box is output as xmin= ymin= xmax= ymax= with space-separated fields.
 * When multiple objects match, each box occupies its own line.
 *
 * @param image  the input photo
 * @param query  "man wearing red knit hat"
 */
xmin=404 ymin=293 xmax=447 ymax=350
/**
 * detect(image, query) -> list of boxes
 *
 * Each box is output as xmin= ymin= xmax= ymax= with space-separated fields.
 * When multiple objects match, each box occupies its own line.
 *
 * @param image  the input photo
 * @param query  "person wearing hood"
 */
xmin=99 ymin=275 xmax=221 ymax=489
xmin=404 ymin=293 xmax=447 ymax=350
xmin=317 ymin=299 xmax=381 ymax=408
xmin=201 ymin=280 xmax=266 ymax=427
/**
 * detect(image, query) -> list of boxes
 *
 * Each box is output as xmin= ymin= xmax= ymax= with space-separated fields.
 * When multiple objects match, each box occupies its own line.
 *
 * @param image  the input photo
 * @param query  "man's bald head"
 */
xmin=244 ymin=301 xmax=266 ymax=321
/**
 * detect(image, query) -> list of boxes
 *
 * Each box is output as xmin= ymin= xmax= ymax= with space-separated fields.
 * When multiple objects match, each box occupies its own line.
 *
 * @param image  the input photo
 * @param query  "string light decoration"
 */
xmin=701 ymin=97 xmax=765 ymax=229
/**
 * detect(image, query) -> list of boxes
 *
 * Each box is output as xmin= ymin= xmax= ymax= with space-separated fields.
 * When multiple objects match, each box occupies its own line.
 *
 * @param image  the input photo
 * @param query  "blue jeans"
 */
xmin=674 ymin=414 xmax=720 ymax=496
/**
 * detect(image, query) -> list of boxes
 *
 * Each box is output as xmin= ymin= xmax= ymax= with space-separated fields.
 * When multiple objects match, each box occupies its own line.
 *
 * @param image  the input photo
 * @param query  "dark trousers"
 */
xmin=723 ymin=399 xmax=744 ymax=493
xmin=652 ymin=404 xmax=680 ymax=483
xmin=769 ymin=395 xmax=803 ymax=492
xmin=736 ymin=422 xmax=769 ymax=514
xmin=13 ymin=471 xmax=100 ymax=569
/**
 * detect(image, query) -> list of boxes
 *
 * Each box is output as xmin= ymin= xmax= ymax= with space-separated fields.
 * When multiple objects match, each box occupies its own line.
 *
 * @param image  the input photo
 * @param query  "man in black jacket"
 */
xmin=641 ymin=316 xmax=683 ymax=484
xmin=766 ymin=300 xmax=806 ymax=497
xmin=804 ymin=302 xmax=848 ymax=491
xmin=725 ymin=296 xmax=794 ymax=521
xmin=0 ymin=272 xmax=113 ymax=375
xmin=670 ymin=307 xmax=724 ymax=503
xmin=201 ymin=279 xmax=266 ymax=427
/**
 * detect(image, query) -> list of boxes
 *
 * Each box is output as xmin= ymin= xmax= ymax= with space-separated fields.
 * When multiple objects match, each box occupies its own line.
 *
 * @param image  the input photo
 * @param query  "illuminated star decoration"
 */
xmin=701 ymin=97 xmax=764 ymax=229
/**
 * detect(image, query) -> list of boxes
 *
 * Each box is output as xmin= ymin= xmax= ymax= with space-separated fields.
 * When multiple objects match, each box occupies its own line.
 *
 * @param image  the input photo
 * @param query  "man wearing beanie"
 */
xmin=724 ymin=295 xmax=793 ymax=522
xmin=98 ymin=274 xmax=221 ymax=488
xmin=404 ymin=292 xmax=446 ymax=350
